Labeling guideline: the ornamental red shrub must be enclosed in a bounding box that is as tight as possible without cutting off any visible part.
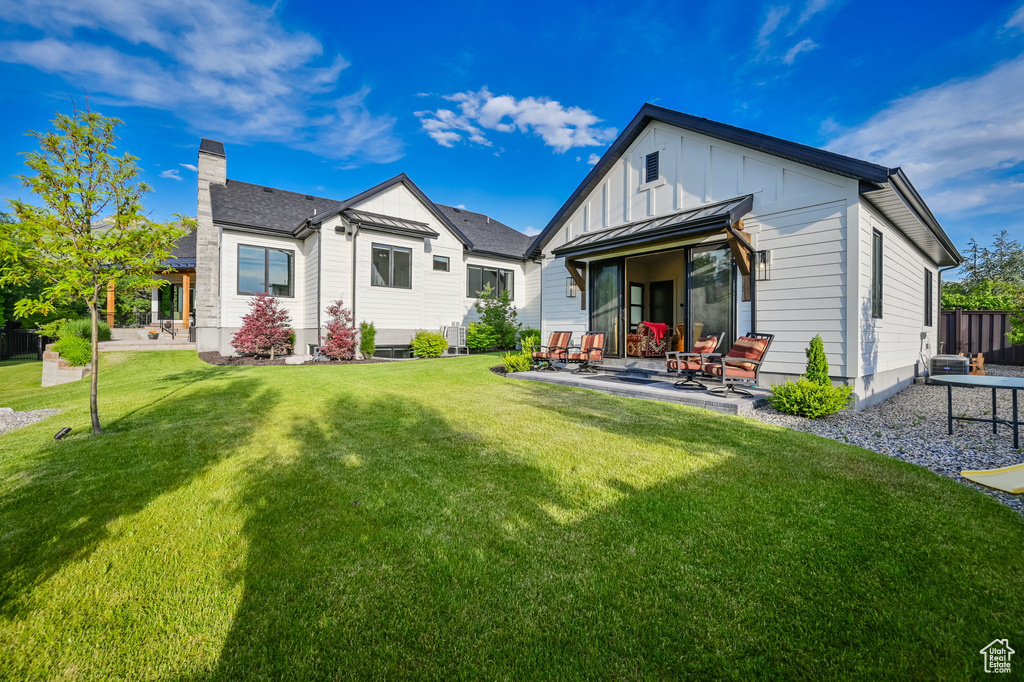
[321,299,357,360]
[231,293,293,359]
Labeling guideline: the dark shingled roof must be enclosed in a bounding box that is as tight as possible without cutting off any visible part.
[208,173,533,260]
[434,204,533,259]
[210,180,340,233]
[170,227,196,258]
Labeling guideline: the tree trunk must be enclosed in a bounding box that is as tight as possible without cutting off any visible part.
[88,293,102,435]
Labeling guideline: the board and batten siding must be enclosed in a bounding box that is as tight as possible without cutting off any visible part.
[219,229,309,329]
[539,120,856,377]
[857,200,939,379]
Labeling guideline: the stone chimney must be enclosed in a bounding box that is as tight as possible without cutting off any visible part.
[195,139,226,351]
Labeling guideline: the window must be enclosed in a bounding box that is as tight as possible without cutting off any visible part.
[645,151,659,183]
[924,269,933,327]
[871,230,883,318]
[432,255,450,272]
[237,245,294,297]
[467,265,514,299]
[371,243,412,288]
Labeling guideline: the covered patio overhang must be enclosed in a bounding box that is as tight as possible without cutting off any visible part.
[552,194,756,310]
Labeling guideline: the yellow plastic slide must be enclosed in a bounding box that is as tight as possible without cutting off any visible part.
[961,463,1024,494]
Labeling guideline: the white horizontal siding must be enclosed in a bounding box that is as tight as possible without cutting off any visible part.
[220,229,308,330]
[859,201,939,376]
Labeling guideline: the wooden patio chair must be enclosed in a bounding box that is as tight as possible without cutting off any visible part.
[665,333,722,389]
[532,331,573,371]
[566,331,606,374]
[701,332,775,397]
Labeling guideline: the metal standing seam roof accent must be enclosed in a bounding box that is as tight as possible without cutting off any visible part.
[552,195,753,257]
[342,208,440,238]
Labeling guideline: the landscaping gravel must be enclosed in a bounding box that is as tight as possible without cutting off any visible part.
[753,365,1024,514]
[0,407,60,435]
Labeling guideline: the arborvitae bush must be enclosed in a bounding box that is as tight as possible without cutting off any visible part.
[359,321,377,358]
[805,334,830,386]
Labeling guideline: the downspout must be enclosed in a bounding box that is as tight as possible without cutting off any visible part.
[725,221,758,335]
[316,225,322,340]
[351,224,358,332]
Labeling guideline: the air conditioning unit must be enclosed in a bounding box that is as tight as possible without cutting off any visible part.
[929,354,969,378]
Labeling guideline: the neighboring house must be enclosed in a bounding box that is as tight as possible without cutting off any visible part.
[192,102,960,409]
[193,139,539,356]
[528,103,962,408]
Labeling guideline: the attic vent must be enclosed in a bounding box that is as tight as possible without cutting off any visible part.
[452,207,461,213]
[305,195,314,200]
[645,152,659,183]
[262,187,274,193]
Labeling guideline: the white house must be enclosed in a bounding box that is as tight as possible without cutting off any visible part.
[527,104,962,408]
[192,102,960,409]
[193,139,539,357]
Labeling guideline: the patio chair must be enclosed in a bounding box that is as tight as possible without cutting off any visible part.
[532,331,573,371]
[625,321,676,357]
[566,331,606,374]
[701,332,775,397]
[665,333,722,389]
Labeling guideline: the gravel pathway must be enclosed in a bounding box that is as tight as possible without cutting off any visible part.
[752,366,1024,514]
[0,407,60,436]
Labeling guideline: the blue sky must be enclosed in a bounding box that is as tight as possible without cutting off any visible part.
[1,0,1023,255]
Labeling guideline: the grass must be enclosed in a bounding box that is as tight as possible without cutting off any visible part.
[0,352,1022,680]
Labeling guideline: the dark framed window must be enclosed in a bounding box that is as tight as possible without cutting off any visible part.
[645,151,659,183]
[924,269,933,327]
[467,264,514,299]
[871,230,883,318]
[432,255,450,272]
[237,244,294,297]
[371,243,412,288]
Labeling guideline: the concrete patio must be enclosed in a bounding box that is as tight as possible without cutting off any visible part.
[508,358,768,416]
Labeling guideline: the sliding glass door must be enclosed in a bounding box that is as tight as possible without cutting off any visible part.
[689,244,733,346]
[589,259,624,357]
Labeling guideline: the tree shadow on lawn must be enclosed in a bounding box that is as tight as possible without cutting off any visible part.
[206,389,1024,679]
[0,374,277,620]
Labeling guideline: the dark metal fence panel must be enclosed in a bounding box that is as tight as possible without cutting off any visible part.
[940,309,1024,365]
[0,329,48,361]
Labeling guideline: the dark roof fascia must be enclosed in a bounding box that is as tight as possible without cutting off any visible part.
[307,173,473,248]
[215,220,302,239]
[529,102,895,258]
[466,248,528,262]
[885,168,962,265]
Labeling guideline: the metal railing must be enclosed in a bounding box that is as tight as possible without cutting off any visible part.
[0,329,52,361]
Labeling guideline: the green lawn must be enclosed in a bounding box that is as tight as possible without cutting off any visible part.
[1,352,1022,679]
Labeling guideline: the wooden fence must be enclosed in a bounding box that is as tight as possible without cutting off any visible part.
[941,309,1024,364]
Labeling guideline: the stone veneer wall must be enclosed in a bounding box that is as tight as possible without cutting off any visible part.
[195,143,226,352]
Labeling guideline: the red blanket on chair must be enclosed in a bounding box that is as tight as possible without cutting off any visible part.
[643,322,669,342]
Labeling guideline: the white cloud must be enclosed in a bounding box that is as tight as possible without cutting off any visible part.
[159,168,182,180]
[455,204,466,209]
[828,55,1024,219]
[782,38,819,64]
[416,87,617,153]
[796,0,834,27]
[179,162,197,172]
[522,225,541,236]
[0,0,401,163]
[757,6,790,49]
[1005,4,1024,31]
[587,153,601,165]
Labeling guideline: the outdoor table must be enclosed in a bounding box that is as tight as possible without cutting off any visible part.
[929,375,1024,449]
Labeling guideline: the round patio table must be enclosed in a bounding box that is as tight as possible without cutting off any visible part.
[929,375,1024,449]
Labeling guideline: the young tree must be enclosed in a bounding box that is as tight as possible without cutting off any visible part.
[321,300,357,360]
[805,334,830,386]
[0,104,187,434]
[231,293,293,359]
[474,284,520,350]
